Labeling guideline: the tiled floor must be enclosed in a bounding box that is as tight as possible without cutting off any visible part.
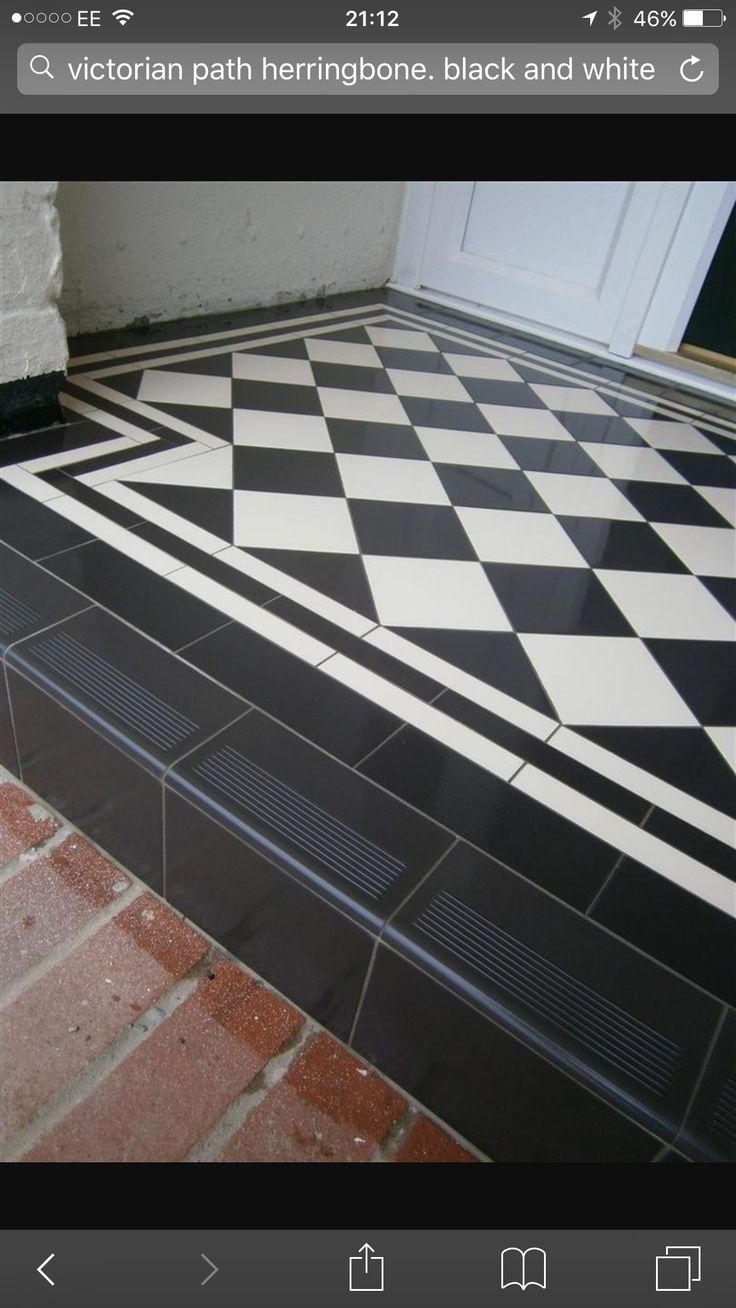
[1,290,734,1162]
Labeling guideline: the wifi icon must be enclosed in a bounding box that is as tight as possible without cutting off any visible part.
[112,8,134,23]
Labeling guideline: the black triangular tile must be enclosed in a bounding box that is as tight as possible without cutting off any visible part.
[395,629,557,718]
[241,337,310,359]
[161,352,236,377]
[122,482,233,541]
[145,402,233,442]
[644,640,736,725]
[247,548,378,622]
[104,369,146,399]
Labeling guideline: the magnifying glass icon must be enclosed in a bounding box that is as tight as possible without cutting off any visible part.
[30,54,54,77]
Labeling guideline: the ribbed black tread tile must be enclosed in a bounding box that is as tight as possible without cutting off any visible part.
[0,543,87,652]
[6,606,244,776]
[167,709,453,932]
[679,1011,736,1162]
[383,842,722,1140]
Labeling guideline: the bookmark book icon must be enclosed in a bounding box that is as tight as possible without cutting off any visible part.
[501,1247,547,1291]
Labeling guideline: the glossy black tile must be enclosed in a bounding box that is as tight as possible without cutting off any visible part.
[349,501,476,560]
[591,858,736,1007]
[646,639,736,725]
[161,352,235,377]
[310,362,393,393]
[0,416,130,468]
[359,726,619,908]
[266,597,443,701]
[434,466,548,513]
[232,447,343,496]
[458,378,546,408]
[0,484,94,560]
[134,402,234,443]
[247,547,378,620]
[120,481,233,541]
[183,621,399,765]
[498,435,605,476]
[167,709,453,934]
[0,544,89,653]
[661,449,736,489]
[37,470,145,529]
[483,563,635,636]
[702,576,736,620]
[244,337,310,360]
[384,841,720,1138]
[679,1011,736,1162]
[351,944,663,1162]
[45,541,228,652]
[397,628,557,717]
[164,789,375,1041]
[375,346,455,373]
[6,606,245,778]
[7,668,164,890]
[546,414,646,446]
[576,725,736,819]
[131,524,276,606]
[642,807,736,881]
[325,418,427,460]
[59,382,168,433]
[0,667,18,774]
[399,397,493,433]
[232,378,322,415]
[615,481,729,526]
[558,517,688,573]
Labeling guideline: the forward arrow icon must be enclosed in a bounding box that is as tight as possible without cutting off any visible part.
[201,1254,219,1286]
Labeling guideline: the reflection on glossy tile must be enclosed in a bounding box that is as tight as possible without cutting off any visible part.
[596,571,735,641]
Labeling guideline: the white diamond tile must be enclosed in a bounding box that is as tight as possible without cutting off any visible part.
[362,556,512,630]
[233,491,359,553]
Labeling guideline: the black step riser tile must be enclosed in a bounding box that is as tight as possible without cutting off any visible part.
[381,842,721,1143]
[678,1012,736,1163]
[164,789,375,1041]
[351,945,663,1163]
[0,667,18,774]
[6,668,164,891]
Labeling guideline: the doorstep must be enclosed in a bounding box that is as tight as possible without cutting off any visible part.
[1,288,734,1163]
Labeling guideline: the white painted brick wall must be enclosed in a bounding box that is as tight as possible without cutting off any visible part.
[0,181,68,385]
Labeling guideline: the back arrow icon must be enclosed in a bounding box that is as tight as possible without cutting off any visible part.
[37,1254,55,1286]
[201,1254,218,1286]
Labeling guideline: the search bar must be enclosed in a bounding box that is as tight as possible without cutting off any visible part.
[18,42,719,94]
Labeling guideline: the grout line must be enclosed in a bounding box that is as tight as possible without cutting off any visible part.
[173,619,236,654]
[161,706,253,780]
[0,953,213,1162]
[347,938,382,1049]
[2,660,23,782]
[0,818,74,886]
[351,719,409,771]
[584,803,655,918]
[670,1004,729,1154]
[371,1102,416,1163]
[2,604,97,662]
[0,879,143,1010]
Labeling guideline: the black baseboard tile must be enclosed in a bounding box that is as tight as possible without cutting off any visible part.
[351,942,664,1163]
[591,858,736,1008]
[678,1011,736,1162]
[0,371,65,438]
[164,788,376,1041]
[379,841,721,1144]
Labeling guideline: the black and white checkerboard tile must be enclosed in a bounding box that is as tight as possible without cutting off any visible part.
[5,303,736,919]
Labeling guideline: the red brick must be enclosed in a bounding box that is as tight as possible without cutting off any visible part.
[0,893,206,1146]
[392,1115,477,1163]
[0,783,58,865]
[220,1032,405,1163]
[22,965,303,1162]
[0,836,130,988]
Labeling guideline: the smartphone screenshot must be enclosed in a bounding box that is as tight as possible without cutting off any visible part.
[1,0,734,1301]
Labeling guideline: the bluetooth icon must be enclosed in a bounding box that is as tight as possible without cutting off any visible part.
[608,6,623,26]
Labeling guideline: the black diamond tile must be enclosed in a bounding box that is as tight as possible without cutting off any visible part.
[399,397,493,433]
[576,725,736,819]
[498,435,604,477]
[352,944,662,1162]
[350,500,476,560]
[184,621,400,766]
[482,563,635,636]
[247,548,378,622]
[700,429,736,455]
[434,465,548,513]
[662,449,736,488]
[122,481,233,541]
[232,447,343,496]
[375,346,454,373]
[359,726,619,908]
[0,543,88,654]
[383,841,720,1139]
[548,414,647,445]
[679,1011,736,1162]
[616,481,729,526]
[45,541,227,652]
[559,518,688,573]
[701,576,736,619]
[645,639,736,724]
[232,379,322,415]
[399,628,557,718]
[0,484,94,560]
[459,378,547,408]
[592,858,736,1007]
[325,419,428,460]
[310,362,394,393]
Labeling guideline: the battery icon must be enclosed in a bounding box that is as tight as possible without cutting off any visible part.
[682,9,726,23]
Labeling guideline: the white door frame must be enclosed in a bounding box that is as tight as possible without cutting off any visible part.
[391,181,736,399]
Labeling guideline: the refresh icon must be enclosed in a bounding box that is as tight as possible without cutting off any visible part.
[680,55,704,81]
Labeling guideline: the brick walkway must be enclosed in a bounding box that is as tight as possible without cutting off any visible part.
[0,771,481,1163]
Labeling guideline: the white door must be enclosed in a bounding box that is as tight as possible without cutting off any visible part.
[407,181,693,351]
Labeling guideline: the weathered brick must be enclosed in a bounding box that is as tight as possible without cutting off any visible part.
[392,1115,477,1163]
[0,783,58,865]
[220,1032,405,1163]
[0,893,206,1146]
[22,964,302,1162]
[0,836,130,988]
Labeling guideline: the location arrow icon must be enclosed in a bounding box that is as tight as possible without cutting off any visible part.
[201,1254,218,1286]
[582,10,598,22]
[37,1253,55,1286]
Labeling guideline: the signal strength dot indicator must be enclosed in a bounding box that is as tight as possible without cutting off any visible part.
[112,8,135,24]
